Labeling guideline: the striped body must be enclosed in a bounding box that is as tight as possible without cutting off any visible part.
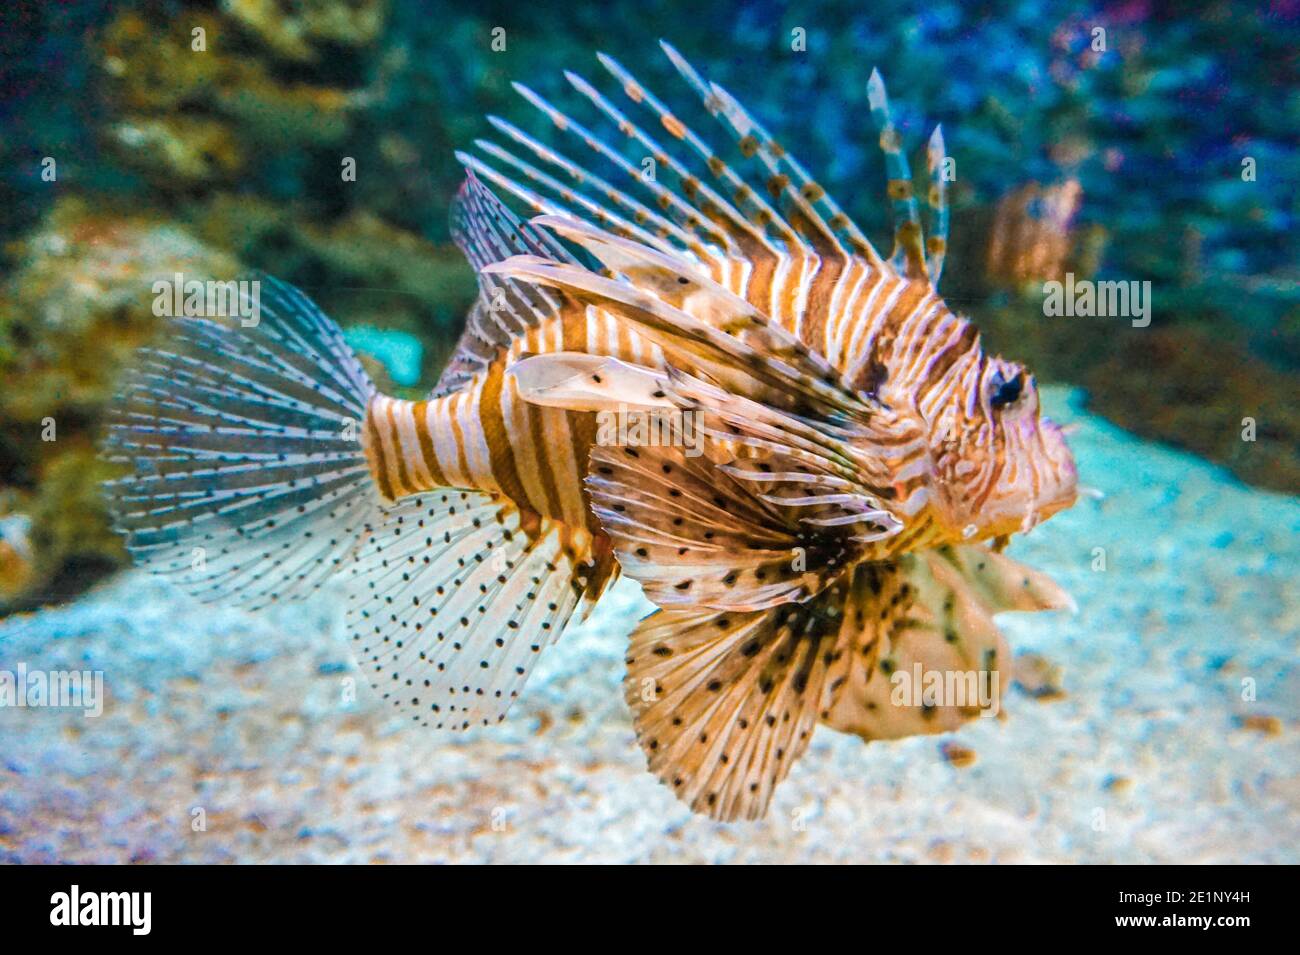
[354,39,1079,818]
[102,44,1081,820]
[364,304,662,532]
[362,257,972,557]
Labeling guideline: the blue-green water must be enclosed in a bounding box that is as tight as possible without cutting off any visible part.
[0,0,1295,864]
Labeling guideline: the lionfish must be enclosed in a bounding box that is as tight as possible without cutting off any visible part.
[103,43,1078,822]
[985,179,1083,288]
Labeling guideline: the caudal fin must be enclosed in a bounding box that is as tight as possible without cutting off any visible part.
[625,544,1072,821]
[102,274,381,610]
[103,273,616,731]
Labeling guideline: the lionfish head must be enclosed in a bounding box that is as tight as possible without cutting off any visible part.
[925,353,1078,543]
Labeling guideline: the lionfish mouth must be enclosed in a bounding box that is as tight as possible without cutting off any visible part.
[1019,487,1077,533]
[1024,415,1080,530]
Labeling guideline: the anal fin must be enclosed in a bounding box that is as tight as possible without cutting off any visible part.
[344,491,602,729]
[823,546,1071,741]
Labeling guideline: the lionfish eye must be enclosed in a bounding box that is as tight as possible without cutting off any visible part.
[989,370,1024,409]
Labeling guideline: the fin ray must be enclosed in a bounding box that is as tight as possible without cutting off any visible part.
[625,593,852,821]
[867,69,928,281]
[345,493,606,729]
[103,277,380,609]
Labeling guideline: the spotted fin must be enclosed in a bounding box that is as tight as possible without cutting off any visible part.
[102,274,382,610]
[452,169,577,273]
[589,416,903,612]
[867,69,928,281]
[924,125,950,284]
[822,546,1070,741]
[589,440,866,612]
[561,63,774,261]
[509,350,867,616]
[624,588,855,822]
[457,137,681,259]
[930,542,1076,614]
[485,93,720,260]
[345,491,614,729]
[510,351,912,610]
[690,77,852,259]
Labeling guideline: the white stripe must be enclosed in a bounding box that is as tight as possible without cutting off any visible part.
[894,297,939,379]
[827,260,869,367]
[431,393,468,488]
[458,386,495,489]
[846,275,907,382]
[769,255,794,328]
[585,303,600,356]
[393,401,435,488]
[790,254,818,338]
[371,397,410,494]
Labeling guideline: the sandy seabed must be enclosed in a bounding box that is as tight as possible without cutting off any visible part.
[1,388,1296,863]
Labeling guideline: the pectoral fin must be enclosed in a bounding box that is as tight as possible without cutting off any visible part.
[510,354,912,613]
[509,352,674,412]
[823,546,1071,741]
[589,440,862,612]
[624,581,857,821]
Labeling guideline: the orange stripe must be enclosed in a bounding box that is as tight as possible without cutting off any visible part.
[364,403,395,501]
[479,362,531,508]
[385,400,412,495]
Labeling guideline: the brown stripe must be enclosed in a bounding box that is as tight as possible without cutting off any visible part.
[660,113,687,139]
[887,280,929,334]
[515,323,566,520]
[560,303,600,532]
[800,253,846,354]
[529,407,566,523]
[448,391,472,487]
[724,226,777,314]
[411,400,448,487]
[478,362,532,509]
[877,280,929,367]
[789,202,845,261]
[615,311,635,362]
[364,404,396,502]
[917,316,979,398]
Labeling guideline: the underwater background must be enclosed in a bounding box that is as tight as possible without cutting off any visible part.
[0,0,1296,862]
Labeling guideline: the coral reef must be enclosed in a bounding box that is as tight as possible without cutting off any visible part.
[0,197,241,609]
[0,512,35,604]
[223,0,391,63]
[0,0,469,606]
